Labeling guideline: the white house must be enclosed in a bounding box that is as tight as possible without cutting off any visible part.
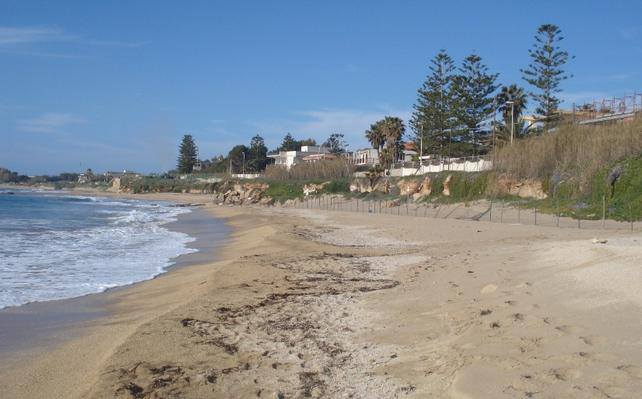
[351,148,379,166]
[267,145,329,169]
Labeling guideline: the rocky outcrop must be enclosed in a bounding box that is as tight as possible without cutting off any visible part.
[303,182,329,196]
[215,182,270,205]
[396,179,420,196]
[496,175,547,200]
[442,175,453,197]
[349,178,390,194]
[412,177,432,201]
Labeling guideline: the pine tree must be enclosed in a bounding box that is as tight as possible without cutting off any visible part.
[278,133,298,151]
[411,50,457,158]
[521,24,573,130]
[177,134,198,174]
[248,135,268,172]
[323,133,347,154]
[228,144,249,174]
[453,54,499,154]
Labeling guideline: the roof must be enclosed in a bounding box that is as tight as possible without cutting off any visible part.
[403,142,417,151]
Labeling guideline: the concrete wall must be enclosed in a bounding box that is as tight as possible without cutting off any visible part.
[388,158,492,177]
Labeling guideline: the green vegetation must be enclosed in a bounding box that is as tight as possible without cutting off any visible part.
[177,134,198,174]
[365,117,405,168]
[532,158,642,221]
[264,159,354,181]
[521,24,572,130]
[493,116,642,184]
[263,181,304,202]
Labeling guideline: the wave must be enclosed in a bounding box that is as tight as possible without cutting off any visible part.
[0,197,199,309]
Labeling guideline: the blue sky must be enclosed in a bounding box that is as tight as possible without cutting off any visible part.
[2,0,642,175]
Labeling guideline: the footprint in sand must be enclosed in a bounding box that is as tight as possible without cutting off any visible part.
[480,284,497,294]
[580,335,607,346]
[555,325,583,335]
[617,365,642,379]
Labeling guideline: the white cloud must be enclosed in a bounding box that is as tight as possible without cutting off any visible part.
[17,112,86,133]
[0,27,71,45]
[0,26,147,57]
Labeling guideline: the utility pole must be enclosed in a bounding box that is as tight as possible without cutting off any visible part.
[242,152,246,175]
[419,121,424,167]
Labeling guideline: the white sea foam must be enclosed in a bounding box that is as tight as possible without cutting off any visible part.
[0,196,199,309]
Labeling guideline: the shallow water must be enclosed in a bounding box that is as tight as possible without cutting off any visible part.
[0,189,197,309]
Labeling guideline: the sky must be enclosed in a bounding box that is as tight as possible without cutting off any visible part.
[2,0,642,175]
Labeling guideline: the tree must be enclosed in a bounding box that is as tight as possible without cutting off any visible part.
[177,134,198,174]
[298,138,317,147]
[521,24,573,130]
[452,53,499,154]
[323,133,347,154]
[278,133,298,151]
[228,144,249,174]
[365,117,405,168]
[366,125,386,153]
[494,84,528,144]
[411,50,457,158]
[247,135,268,172]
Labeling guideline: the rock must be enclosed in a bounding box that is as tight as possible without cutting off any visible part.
[107,177,121,192]
[372,179,390,194]
[303,182,329,196]
[386,199,401,207]
[396,179,421,196]
[258,197,274,206]
[349,179,371,193]
[496,174,548,200]
[591,238,608,244]
[283,199,299,207]
[413,176,432,201]
[442,174,453,196]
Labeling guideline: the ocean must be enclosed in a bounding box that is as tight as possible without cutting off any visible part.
[0,189,198,309]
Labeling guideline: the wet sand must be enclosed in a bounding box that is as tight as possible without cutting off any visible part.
[1,195,641,398]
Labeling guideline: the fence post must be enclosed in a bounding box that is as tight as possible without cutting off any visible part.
[534,208,538,225]
[489,200,493,222]
[500,201,504,223]
[602,195,606,229]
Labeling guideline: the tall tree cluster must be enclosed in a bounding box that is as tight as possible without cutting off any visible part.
[411,50,498,158]
[277,133,317,151]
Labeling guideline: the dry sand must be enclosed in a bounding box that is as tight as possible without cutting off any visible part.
[0,193,641,398]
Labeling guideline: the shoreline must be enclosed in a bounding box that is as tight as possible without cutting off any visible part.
[0,198,228,356]
[1,194,640,398]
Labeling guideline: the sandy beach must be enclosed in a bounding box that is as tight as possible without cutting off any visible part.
[1,193,641,398]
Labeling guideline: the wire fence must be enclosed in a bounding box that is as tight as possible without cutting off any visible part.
[286,195,641,232]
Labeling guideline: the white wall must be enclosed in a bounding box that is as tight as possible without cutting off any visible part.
[388,159,492,177]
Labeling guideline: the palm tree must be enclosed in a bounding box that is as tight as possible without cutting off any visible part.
[495,84,528,143]
[365,116,405,168]
[365,124,385,152]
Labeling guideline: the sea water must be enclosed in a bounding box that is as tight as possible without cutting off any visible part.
[0,189,197,309]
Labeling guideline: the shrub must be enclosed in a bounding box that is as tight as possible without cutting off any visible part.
[493,116,642,189]
[265,159,354,181]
